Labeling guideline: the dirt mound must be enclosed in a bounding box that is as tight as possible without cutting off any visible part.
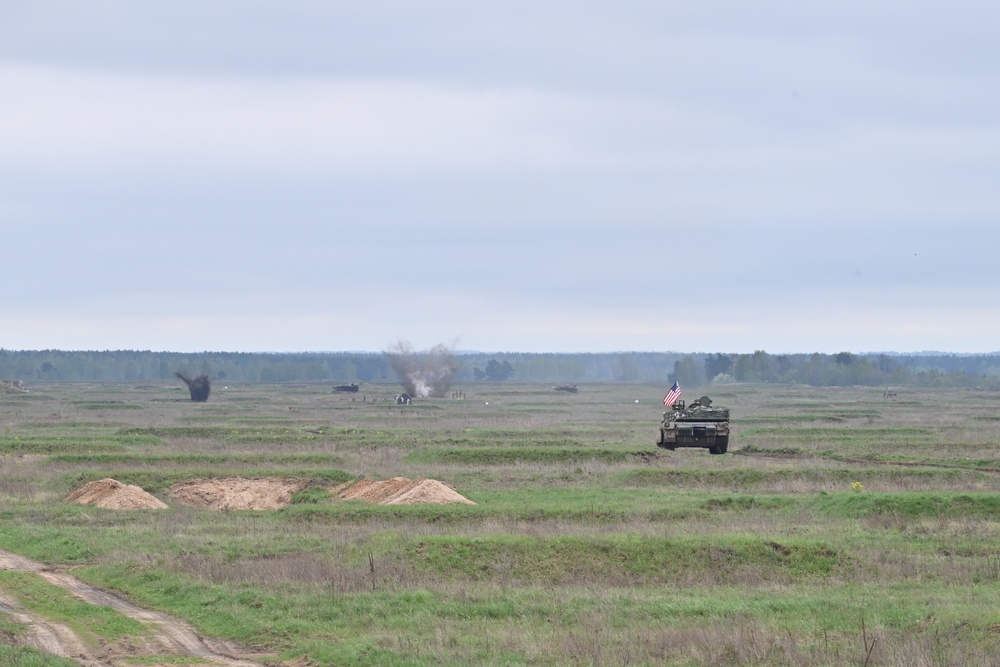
[169,476,309,510]
[333,477,475,505]
[66,478,168,510]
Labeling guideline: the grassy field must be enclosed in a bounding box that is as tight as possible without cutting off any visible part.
[3,380,1000,665]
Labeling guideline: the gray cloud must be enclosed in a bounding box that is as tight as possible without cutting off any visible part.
[2,1,999,353]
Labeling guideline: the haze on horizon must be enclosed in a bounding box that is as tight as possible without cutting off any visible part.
[3,2,999,356]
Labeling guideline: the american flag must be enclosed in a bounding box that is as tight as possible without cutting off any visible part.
[663,381,681,407]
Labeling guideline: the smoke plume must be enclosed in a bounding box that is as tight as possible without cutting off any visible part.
[175,372,211,402]
[384,341,458,398]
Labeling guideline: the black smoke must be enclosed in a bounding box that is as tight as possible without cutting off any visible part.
[175,372,211,402]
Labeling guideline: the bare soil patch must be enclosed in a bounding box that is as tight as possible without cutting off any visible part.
[169,476,309,510]
[332,477,475,505]
[66,478,168,510]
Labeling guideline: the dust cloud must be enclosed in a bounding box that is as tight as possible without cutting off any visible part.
[384,341,458,398]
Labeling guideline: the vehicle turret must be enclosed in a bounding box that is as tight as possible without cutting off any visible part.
[656,395,731,454]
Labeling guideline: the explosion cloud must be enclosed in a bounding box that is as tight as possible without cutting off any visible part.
[384,341,458,398]
[175,372,211,402]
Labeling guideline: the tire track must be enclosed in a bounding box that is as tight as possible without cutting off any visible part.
[0,590,106,666]
[0,548,266,666]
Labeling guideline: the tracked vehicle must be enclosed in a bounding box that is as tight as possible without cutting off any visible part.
[656,395,730,454]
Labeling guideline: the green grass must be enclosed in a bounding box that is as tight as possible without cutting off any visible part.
[0,433,162,454]
[73,561,1000,666]
[292,486,336,504]
[71,401,144,410]
[118,425,337,443]
[406,534,848,583]
[0,617,51,667]
[404,446,640,465]
[48,453,345,466]
[812,491,1000,519]
[741,426,933,443]
[0,519,139,563]
[0,645,80,667]
[0,571,148,642]
[5,383,1000,665]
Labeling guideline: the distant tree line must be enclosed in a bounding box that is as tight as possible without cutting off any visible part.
[473,359,516,381]
[0,350,680,385]
[668,350,1000,390]
[2,348,1000,389]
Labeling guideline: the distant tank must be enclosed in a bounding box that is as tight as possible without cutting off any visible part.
[656,395,730,454]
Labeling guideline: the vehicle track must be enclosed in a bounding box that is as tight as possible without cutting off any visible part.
[0,548,266,667]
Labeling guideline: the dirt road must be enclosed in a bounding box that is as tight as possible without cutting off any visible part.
[0,548,267,667]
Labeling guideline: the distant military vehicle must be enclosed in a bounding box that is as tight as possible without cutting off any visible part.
[656,395,730,454]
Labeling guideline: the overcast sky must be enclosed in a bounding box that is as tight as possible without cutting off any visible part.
[3,1,999,354]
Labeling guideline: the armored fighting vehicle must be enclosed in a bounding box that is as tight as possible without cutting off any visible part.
[656,395,730,454]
